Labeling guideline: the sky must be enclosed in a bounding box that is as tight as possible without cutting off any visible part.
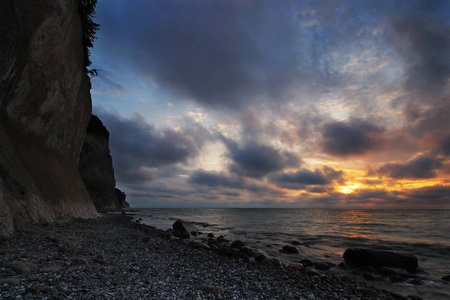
[90,0,450,208]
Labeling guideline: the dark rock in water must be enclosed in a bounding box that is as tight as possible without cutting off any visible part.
[172,220,198,239]
[377,266,401,276]
[409,278,424,285]
[239,246,259,257]
[300,259,314,267]
[255,254,268,262]
[207,233,214,238]
[281,245,300,254]
[217,235,230,243]
[343,248,418,273]
[315,262,334,270]
[442,275,450,282]
[231,240,246,249]
[389,275,405,283]
[292,241,301,245]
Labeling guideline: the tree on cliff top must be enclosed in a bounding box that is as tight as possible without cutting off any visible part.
[77,0,99,77]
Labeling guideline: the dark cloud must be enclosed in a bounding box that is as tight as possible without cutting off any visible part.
[97,111,211,184]
[228,143,300,178]
[188,170,245,189]
[372,155,443,179]
[94,0,310,109]
[439,134,450,156]
[391,17,450,98]
[188,169,285,197]
[269,166,344,190]
[402,185,450,206]
[321,119,384,157]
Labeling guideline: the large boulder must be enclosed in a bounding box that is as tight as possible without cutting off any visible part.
[0,0,97,236]
[281,245,300,254]
[343,248,418,273]
[172,219,198,239]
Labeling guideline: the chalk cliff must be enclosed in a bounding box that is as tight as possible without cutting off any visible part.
[0,0,98,236]
[79,115,127,212]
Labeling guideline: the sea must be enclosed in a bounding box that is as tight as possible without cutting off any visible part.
[129,208,450,299]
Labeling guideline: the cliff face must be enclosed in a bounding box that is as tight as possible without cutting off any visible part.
[79,115,125,212]
[0,0,98,236]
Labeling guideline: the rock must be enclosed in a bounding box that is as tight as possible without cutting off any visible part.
[0,278,21,285]
[287,263,304,270]
[172,220,198,239]
[442,275,450,282]
[189,241,210,250]
[338,262,347,269]
[239,246,259,257]
[1,262,38,275]
[315,262,333,270]
[207,233,214,238]
[0,0,98,237]
[260,258,284,268]
[300,259,314,267]
[217,235,230,243]
[409,278,424,285]
[230,240,246,249]
[343,248,418,272]
[255,254,268,262]
[307,293,315,300]
[292,241,301,245]
[79,115,124,212]
[195,285,225,295]
[40,264,64,272]
[389,275,405,282]
[72,257,89,266]
[356,287,378,297]
[377,266,402,276]
[363,272,375,281]
[281,245,300,254]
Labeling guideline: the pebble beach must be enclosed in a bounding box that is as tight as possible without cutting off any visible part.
[0,214,439,299]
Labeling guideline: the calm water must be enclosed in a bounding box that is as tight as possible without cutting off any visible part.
[132,208,450,279]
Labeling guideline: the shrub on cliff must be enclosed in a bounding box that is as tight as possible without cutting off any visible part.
[77,0,99,77]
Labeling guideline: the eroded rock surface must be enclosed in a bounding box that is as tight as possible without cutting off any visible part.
[0,0,97,236]
[79,115,126,212]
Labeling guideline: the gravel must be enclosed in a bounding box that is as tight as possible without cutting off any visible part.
[0,215,404,299]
